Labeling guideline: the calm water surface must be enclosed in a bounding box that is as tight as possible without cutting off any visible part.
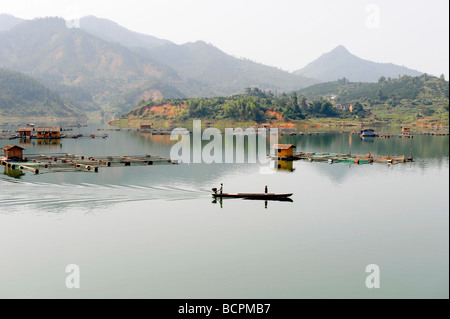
[0,123,448,298]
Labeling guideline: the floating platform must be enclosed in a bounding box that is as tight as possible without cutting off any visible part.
[272,152,412,165]
[0,135,17,140]
[1,153,178,175]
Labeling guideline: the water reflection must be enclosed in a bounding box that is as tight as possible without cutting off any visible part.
[17,139,62,150]
[36,139,62,149]
[361,136,375,143]
[3,166,24,179]
[212,197,294,209]
[273,160,295,172]
[117,128,449,162]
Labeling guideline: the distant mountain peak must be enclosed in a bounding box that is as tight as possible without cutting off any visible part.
[293,46,422,82]
[0,13,20,20]
[80,15,124,30]
[331,45,350,54]
[79,15,171,49]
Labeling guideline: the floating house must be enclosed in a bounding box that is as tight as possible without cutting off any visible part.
[35,126,61,139]
[402,126,411,133]
[401,126,412,138]
[360,129,376,137]
[140,123,153,130]
[2,145,25,161]
[17,127,35,138]
[272,144,296,158]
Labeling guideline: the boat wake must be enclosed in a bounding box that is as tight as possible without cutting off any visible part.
[0,179,207,213]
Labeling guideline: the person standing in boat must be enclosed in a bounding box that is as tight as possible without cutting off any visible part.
[220,183,223,194]
[265,185,268,194]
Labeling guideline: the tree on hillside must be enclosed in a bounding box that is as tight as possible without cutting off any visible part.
[320,101,335,117]
[282,92,305,120]
[376,88,386,101]
[352,102,367,117]
[298,94,307,109]
[244,87,267,98]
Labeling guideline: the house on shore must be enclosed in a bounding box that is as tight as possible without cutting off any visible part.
[333,104,349,111]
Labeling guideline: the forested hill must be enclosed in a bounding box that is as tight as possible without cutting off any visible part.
[118,88,358,125]
[0,68,84,118]
[297,74,449,124]
[298,74,449,106]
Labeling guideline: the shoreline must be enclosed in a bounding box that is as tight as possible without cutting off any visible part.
[1,115,448,134]
[108,117,449,133]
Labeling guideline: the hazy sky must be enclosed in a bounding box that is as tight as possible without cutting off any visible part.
[1,0,448,78]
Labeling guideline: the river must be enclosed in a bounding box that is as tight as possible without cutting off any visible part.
[0,122,448,298]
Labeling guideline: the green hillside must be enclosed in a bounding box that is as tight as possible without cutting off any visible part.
[298,74,449,124]
[0,68,84,118]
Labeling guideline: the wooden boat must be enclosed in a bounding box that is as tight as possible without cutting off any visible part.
[212,193,293,200]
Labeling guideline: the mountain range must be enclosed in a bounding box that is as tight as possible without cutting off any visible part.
[78,16,317,95]
[293,45,422,82]
[0,15,315,116]
[0,17,188,112]
[0,14,428,118]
